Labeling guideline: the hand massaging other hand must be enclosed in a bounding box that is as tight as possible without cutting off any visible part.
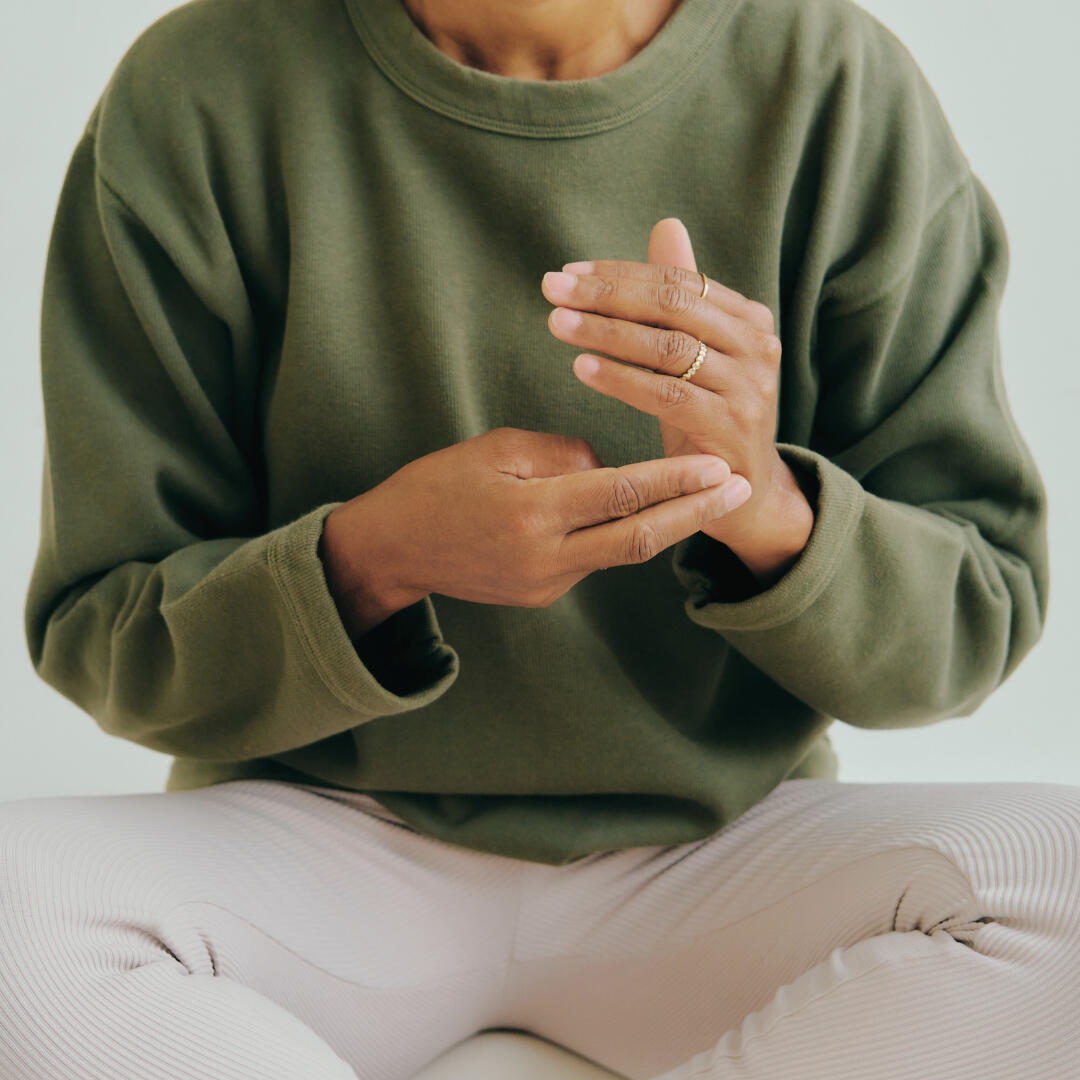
[326,426,751,615]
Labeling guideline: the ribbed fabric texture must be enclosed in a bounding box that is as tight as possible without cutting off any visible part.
[1,778,1078,1078]
[23,0,1049,865]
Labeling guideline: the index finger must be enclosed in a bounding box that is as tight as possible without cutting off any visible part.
[557,460,749,573]
[561,259,775,333]
[548,453,731,533]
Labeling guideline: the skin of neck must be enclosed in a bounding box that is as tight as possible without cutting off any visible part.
[398,0,685,80]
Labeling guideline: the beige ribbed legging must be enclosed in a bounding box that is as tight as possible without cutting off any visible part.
[1,776,1078,1080]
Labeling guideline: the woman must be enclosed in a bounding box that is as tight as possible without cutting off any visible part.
[5,0,1076,1075]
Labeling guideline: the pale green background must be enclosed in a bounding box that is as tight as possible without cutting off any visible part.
[2,0,1076,800]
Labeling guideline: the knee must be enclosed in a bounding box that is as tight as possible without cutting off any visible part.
[1011,783,1080,914]
[0,797,87,950]
[971,782,1080,893]
[0,794,191,1034]
[0,797,64,911]
[0,794,164,958]
[0,799,81,1029]
[912,782,1080,935]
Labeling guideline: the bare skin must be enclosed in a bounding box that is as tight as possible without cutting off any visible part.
[318,0,812,638]
[546,221,816,586]
[319,428,750,638]
[398,0,685,81]
[396,0,814,586]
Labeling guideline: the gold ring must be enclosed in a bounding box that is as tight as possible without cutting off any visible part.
[698,270,709,300]
[679,339,708,382]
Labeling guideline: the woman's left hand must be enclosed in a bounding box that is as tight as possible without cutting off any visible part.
[541,217,815,586]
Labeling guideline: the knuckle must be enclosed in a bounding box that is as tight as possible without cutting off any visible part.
[657,373,691,410]
[594,276,617,303]
[484,425,527,461]
[605,470,645,519]
[758,330,783,364]
[660,264,691,288]
[751,301,776,332]
[657,282,694,316]
[624,521,663,565]
[656,328,695,371]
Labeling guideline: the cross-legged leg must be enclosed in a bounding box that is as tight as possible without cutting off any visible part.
[0,779,526,1080]
[494,779,1080,1080]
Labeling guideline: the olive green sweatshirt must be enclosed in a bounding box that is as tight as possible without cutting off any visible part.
[25,0,1048,865]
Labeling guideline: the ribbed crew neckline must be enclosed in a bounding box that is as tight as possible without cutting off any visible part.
[341,0,739,138]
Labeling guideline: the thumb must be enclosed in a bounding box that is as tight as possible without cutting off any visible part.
[648,217,697,275]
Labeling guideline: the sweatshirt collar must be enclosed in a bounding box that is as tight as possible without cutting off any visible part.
[342,0,739,138]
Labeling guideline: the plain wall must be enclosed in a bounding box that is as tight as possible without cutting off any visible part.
[2,0,1076,800]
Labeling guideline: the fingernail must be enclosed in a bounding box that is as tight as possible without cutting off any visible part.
[543,271,577,299]
[723,476,752,510]
[551,307,582,331]
[562,261,593,274]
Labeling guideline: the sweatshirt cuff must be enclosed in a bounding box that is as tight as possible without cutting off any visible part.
[671,443,865,632]
[267,502,459,715]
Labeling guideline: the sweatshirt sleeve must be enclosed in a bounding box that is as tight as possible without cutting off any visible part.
[670,168,1049,729]
[24,113,459,762]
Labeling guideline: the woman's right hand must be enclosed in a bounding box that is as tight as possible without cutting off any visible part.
[321,426,751,625]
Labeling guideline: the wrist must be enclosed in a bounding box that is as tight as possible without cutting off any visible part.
[702,456,814,587]
[318,499,425,639]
